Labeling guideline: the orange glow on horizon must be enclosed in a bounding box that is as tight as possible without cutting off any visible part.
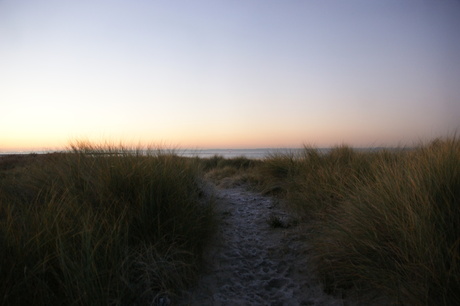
[2,127,445,152]
[1,1,459,153]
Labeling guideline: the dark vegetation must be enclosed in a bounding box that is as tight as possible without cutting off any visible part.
[204,137,460,305]
[1,137,458,305]
[0,143,214,305]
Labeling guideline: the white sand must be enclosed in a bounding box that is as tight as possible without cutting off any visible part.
[177,186,344,305]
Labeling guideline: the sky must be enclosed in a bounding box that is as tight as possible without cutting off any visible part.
[1,0,460,151]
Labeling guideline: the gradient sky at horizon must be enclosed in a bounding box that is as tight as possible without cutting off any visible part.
[1,0,460,151]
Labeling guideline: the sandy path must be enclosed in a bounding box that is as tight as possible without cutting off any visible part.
[177,186,343,306]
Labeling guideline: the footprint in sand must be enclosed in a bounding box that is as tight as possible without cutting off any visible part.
[177,186,344,306]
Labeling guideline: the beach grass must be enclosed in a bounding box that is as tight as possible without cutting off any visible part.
[0,142,215,305]
[257,137,460,305]
[200,155,263,188]
[2,137,459,304]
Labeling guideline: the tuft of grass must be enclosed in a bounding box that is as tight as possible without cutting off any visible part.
[0,142,215,305]
[267,214,285,228]
[200,154,261,171]
[202,155,263,188]
[259,137,460,305]
[267,214,293,229]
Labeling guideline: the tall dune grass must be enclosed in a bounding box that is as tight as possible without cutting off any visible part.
[0,143,215,305]
[200,155,263,188]
[260,138,460,305]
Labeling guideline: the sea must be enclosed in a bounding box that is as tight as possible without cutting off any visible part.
[0,147,395,159]
[173,147,388,159]
[0,148,305,159]
[179,148,309,159]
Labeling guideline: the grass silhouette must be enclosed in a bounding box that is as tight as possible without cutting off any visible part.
[0,142,215,305]
[257,137,460,305]
[1,137,458,304]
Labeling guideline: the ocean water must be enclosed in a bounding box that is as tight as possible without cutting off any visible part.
[1,147,392,159]
[178,148,306,159]
[0,148,305,159]
[178,147,394,159]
